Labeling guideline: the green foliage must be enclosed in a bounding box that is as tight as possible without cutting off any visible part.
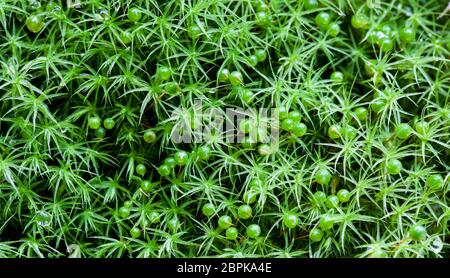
[0,0,449,258]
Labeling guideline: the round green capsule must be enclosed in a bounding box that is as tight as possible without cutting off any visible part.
[229,71,243,86]
[315,168,332,185]
[143,130,157,143]
[395,123,412,139]
[103,118,115,130]
[127,7,142,22]
[218,215,233,229]
[328,125,341,139]
[319,214,334,231]
[386,159,402,175]
[202,203,215,217]
[283,214,299,229]
[426,174,444,191]
[238,205,253,220]
[409,224,426,241]
[226,227,238,240]
[337,189,350,203]
[88,116,102,130]
[246,224,261,238]
[309,228,323,242]
[26,15,44,33]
